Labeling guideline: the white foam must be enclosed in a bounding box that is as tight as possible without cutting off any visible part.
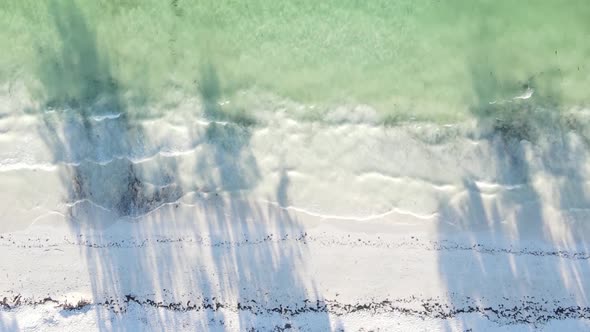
[90,113,122,121]
[513,87,535,100]
[0,162,58,172]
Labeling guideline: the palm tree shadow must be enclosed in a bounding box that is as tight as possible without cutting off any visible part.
[436,53,590,329]
[36,0,183,222]
[0,312,19,332]
[194,63,332,330]
[34,2,332,329]
[35,0,181,329]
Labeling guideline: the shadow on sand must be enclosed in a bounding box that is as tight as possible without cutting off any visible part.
[0,311,19,331]
[35,1,331,330]
[435,50,590,329]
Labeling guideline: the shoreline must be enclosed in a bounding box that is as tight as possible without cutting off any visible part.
[3,86,590,330]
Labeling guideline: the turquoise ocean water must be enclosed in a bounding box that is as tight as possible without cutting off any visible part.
[1,0,589,124]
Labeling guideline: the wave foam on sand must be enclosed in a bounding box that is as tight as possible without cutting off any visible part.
[2,84,590,330]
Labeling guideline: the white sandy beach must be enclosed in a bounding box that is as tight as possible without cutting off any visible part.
[2,84,590,331]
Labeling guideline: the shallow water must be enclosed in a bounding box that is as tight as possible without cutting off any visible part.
[1,0,589,122]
